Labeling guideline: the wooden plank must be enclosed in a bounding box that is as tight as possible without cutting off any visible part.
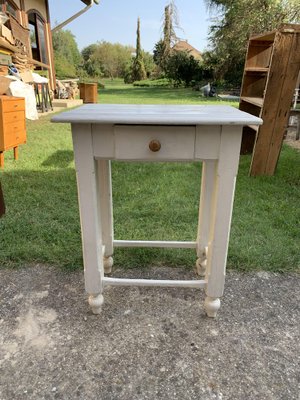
[265,33,300,174]
[245,67,269,73]
[240,96,264,107]
[250,30,300,175]
[250,31,276,41]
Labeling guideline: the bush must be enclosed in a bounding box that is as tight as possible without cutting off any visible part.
[132,78,170,87]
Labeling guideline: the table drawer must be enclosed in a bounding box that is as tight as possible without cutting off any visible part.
[114,125,196,161]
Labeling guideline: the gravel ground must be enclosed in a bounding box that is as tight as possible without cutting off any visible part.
[0,265,299,400]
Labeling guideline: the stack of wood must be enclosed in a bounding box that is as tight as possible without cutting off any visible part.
[56,79,80,100]
[9,15,32,72]
[0,13,32,76]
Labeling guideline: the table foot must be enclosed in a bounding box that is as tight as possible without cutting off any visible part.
[104,256,113,274]
[204,296,220,318]
[88,294,104,314]
[196,258,206,277]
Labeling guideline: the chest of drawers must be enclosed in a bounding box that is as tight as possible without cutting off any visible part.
[0,95,26,168]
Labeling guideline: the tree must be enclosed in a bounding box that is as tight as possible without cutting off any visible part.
[131,18,147,81]
[81,41,134,79]
[81,44,103,77]
[165,51,202,86]
[52,29,81,78]
[205,0,300,83]
[153,1,181,72]
[142,50,155,78]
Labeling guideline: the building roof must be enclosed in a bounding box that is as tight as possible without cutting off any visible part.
[172,40,202,61]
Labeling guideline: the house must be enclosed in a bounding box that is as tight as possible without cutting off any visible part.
[172,40,203,62]
[0,0,99,90]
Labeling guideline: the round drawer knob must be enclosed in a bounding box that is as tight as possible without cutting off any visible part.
[149,139,161,152]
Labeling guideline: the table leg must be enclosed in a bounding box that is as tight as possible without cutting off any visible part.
[196,160,216,276]
[97,159,114,273]
[204,126,242,317]
[72,124,104,314]
[0,152,3,168]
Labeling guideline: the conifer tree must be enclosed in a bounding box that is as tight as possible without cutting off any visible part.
[131,17,147,81]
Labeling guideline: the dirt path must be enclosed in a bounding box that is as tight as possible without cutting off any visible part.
[0,265,299,400]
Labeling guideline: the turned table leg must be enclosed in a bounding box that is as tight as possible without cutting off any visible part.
[72,124,104,314]
[204,126,243,317]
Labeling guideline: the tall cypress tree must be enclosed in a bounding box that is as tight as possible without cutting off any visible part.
[154,1,180,72]
[131,17,147,81]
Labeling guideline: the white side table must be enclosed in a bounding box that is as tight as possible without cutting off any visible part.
[52,104,262,317]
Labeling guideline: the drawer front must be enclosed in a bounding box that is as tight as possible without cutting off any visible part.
[4,121,26,148]
[3,110,25,124]
[2,98,25,113]
[114,125,196,161]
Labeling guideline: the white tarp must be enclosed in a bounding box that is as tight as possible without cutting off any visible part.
[6,77,38,120]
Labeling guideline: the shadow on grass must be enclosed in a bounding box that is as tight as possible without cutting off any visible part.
[42,150,74,168]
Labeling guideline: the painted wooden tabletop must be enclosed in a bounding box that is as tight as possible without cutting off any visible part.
[52,104,263,126]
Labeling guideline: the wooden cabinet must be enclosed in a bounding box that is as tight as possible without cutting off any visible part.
[0,95,26,168]
[79,83,98,103]
[239,24,300,176]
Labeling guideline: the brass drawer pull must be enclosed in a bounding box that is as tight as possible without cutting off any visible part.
[149,139,161,152]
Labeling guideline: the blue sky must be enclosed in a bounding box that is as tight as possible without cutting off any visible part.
[49,0,212,53]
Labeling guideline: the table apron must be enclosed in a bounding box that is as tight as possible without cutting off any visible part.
[91,124,222,161]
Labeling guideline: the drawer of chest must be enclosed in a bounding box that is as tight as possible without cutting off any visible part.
[114,125,196,161]
[2,110,25,124]
[1,98,25,113]
[3,121,26,148]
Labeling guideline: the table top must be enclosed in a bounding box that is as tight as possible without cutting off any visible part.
[52,104,263,126]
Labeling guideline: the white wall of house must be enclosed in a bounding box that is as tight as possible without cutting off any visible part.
[23,0,47,20]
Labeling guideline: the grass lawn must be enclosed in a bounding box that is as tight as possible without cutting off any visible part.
[97,78,239,106]
[0,80,299,272]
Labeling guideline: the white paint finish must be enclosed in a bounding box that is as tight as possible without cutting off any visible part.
[71,124,104,295]
[97,160,113,256]
[196,160,216,258]
[205,126,243,298]
[113,240,197,249]
[88,294,104,315]
[92,124,114,159]
[195,126,221,159]
[103,277,206,289]
[54,105,258,317]
[204,296,221,318]
[52,104,263,126]
[114,125,195,161]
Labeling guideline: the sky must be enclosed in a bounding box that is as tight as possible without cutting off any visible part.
[48,0,213,53]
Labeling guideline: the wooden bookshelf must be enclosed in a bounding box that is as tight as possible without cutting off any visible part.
[239,24,300,176]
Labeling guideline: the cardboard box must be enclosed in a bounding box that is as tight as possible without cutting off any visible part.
[20,70,34,83]
[0,76,12,95]
[0,25,14,45]
[0,53,12,65]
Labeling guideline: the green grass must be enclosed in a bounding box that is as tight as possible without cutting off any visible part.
[0,80,299,272]
[98,78,239,106]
